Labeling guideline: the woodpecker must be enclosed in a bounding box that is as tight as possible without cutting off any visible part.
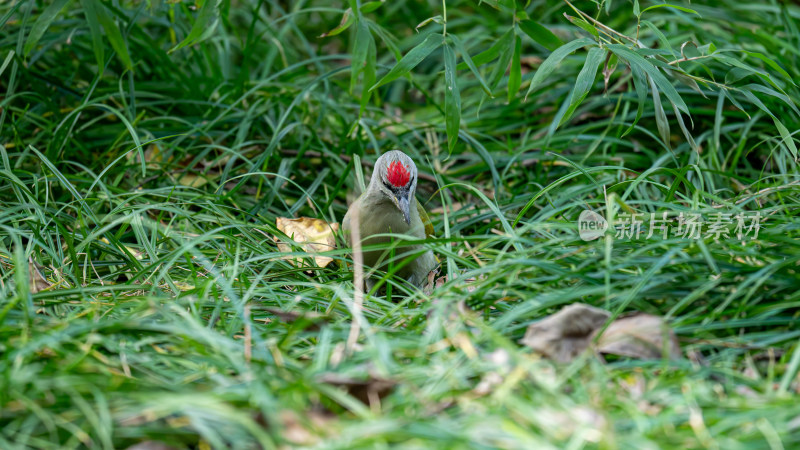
[342,150,437,290]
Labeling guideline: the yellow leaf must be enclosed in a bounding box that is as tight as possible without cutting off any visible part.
[275,217,339,268]
[175,173,209,188]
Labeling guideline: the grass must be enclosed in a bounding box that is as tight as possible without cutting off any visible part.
[1,0,800,448]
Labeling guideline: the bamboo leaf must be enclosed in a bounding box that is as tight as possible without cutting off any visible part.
[608,44,689,115]
[370,33,443,91]
[169,0,221,53]
[649,75,671,149]
[640,19,675,57]
[641,4,700,16]
[560,46,605,126]
[450,34,492,96]
[744,84,800,117]
[673,72,706,98]
[24,0,72,57]
[368,21,401,60]
[94,0,132,70]
[486,34,514,90]
[518,20,563,51]
[351,20,370,95]
[508,35,522,102]
[444,43,461,152]
[622,62,647,137]
[673,102,699,153]
[415,15,443,31]
[360,1,383,13]
[320,8,354,38]
[524,38,595,101]
[740,88,777,120]
[359,28,377,117]
[478,33,514,112]
[565,15,599,37]
[773,118,798,159]
[547,89,573,140]
[743,51,794,85]
[455,28,513,70]
[79,0,104,72]
[0,51,14,79]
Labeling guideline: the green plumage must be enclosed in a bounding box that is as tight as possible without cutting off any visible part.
[342,151,438,289]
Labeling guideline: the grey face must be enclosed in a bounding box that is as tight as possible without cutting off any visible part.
[372,150,418,225]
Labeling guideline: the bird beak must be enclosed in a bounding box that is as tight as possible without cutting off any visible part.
[396,194,411,225]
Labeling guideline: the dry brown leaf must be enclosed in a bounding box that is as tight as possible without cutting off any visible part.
[29,259,51,294]
[429,202,465,215]
[175,172,211,188]
[421,267,445,296]
[252,409,336,446]
[281,412,315,445]
[275,217,339,268]
[472,372,504,396]
[592,313,682,360]
[470,349,514,397]
[264,308,328,331]
[127,144,167,170]
[423,268,438,295]
[317,372,396,406]
[520,303,610,363]
[520,304,682,363]
[423,272,478,297]
[132,144,238,189]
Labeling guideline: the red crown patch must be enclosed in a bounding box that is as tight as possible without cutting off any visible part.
[386,160,411,187]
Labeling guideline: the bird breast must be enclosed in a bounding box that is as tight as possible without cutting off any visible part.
[344,195,426,270]
[358,196,423,239]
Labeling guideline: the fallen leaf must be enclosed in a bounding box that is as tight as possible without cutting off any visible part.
[175,172,211,188]
[318,371,396,406]
[130,145,234,188]
[472,371,503,396]
[264,307,328,331]
[128,144,167,170]
[253,408,336,446]
[520,304,682,363]
[592,313,682,360]
[29,258,51,293]
[275,217,339,268]
[422,267,441,296]
[470,348,513,397]
[520,303,610,363]
[283,419,312,445]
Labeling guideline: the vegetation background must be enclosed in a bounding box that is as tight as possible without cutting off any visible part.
[1,0,799,447]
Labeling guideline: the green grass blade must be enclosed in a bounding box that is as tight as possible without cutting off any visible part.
[370,33,443,91]
[443,43,461,152]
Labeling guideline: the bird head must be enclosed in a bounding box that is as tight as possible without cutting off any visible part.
[369,150,418,225]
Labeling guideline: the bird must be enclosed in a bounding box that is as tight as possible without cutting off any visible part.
[342,150,437,290]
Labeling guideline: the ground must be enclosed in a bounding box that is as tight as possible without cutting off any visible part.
[1,0,799,448]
